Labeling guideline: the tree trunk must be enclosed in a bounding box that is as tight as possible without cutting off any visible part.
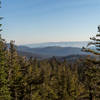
[89,93,95,100]
[15,89,18,100]
[92,95,95,100]
[30,85,32,100]
[89,92,92,100]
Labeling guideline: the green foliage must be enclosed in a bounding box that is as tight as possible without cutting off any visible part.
[0,2,11,99]
[82,26,100,55]
[82,60,100,100]
[0,35,100,100]
[0,10,100,99]
[1,0,100,99]
[0,36,11,100]
[82,26,100,100]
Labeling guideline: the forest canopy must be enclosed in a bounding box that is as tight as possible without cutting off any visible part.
[0,0,100,100]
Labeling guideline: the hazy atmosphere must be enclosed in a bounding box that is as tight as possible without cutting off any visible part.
[1,0,100,44]
[1,0,100,100]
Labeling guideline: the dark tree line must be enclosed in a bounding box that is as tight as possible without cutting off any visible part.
[0,36,100,100]
[0,0,100,100]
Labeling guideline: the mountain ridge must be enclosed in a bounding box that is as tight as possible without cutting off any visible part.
[17,46,89,57]
[20,41,88,48]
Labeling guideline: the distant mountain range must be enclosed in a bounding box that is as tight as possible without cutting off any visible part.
[7,41,90,59]
[17,46,89,58]
[21,41,89,48]
[6,41,91,59]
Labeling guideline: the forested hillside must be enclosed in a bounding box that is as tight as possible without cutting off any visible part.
[0,36,100,100]
[1,1,100,100]
[17,46,88,57]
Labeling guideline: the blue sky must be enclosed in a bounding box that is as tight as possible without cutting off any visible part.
[1,0,100,44]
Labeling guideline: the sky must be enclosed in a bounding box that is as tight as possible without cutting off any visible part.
[1,0,100,45]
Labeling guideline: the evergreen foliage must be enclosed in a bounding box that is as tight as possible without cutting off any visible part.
[0,35,99,100]
[81,26,100,100]
[0,1,11,99]
[82,26,100,55]
[0,1,100,100]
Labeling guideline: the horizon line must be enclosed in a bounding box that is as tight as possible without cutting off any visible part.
[16,40,89,46]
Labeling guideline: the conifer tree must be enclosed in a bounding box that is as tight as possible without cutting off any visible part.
[8,41,23,100]
[82,26,100,100]
[82,25,100,56]
[0,1,11,99]
[0,36,11,100]
[80,60,100,100]
[24,57,44,100]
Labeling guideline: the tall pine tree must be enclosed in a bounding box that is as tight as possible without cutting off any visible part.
[82,26,100,100]
[0,1,11,99]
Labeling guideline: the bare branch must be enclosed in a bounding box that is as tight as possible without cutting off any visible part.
[96,34,100,37]
[96,45,100,47]
[87,42,100,47]
[82,47,100,55]
[90,37,100,41]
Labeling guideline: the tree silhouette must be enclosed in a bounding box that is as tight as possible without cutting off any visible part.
[82,26,100,55]
[81,26,100,100]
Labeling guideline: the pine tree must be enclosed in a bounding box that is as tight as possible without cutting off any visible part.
[82,25,100,56]
[66,64,82,100]
[24,57,44,100]
[81,60,100,100]
[0,1,11,99]
[82,26,100,100]
[42,59,60,100]
[8,41,23,100]
[0,36,11,100]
